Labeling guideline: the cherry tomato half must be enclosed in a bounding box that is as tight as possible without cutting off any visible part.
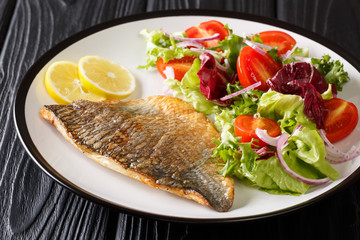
[234,115,281,148]
[252,31,296,55]
[156,56,196,81]
[323,98,359,143]
[185,20,229,48]
[237,46,282,91]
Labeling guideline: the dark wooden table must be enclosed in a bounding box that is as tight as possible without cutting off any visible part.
[2,0,360,239]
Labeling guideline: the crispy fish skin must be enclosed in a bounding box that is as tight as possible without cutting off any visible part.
[40,95,234,212]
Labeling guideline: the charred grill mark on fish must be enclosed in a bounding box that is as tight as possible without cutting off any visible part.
[40,96,234,212]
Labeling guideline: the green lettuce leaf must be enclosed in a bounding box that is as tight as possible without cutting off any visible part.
[282,127,339,180]
[217,25,246,73]
[231,91,339,194]
[138,29,198,69]
[311,54,349,91]
[212,109,241,176]
[257,91,339,181]
[212,87,264,177]
[282,47,309,64]
[164,58,218,115]
[321,84,335,100]
[257,91,316,133]
[237,155,310,194]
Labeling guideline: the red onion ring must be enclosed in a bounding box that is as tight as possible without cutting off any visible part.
[249,41,272,50]
[243,39,267,55]
[220,82,261,101]
[280,44,298,60]
[276,130,330,185]
[176,41,204,49]
[215,58,230,73]
[190,47,219,55]
[255,128,279,146]
[319,129,360,164]
[163,66,175,79]
[162,29,220,42]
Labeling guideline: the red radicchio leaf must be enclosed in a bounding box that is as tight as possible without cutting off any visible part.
[300,82,326,129]
[197,53,232,106]
[254,146,275,159]
[267,62,328,94]
[266,62,328,129]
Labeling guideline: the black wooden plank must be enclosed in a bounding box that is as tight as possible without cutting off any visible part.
[0,0,147,239]
[277,0,360,58]
[145,0,276,17]
[1,0,360,239]
[0,0,17,51]
[276,1,360,239]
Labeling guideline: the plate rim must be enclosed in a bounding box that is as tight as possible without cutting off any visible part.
[13,9,360,223]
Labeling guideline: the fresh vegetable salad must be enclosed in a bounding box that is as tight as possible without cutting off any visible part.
[139,20,360,195]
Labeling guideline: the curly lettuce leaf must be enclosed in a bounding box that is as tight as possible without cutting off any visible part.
[311,54,349,91]
[212,112,241,176]
[217,25,246,73]
[225,82,263,116]
[212,87,264,177]
[138,29,198,69]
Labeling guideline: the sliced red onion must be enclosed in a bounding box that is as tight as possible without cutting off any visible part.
[219,81,261,101]
[190,47,219,55]
[243,39,267,55]
[283,124,303,146]
[215,62,228,73]
[163,66,175,79]
[325,154,352,164]
[281,44,298,60]
[253,112,261,119]
[162,29,220,42]
[280,45,312,63]
[255,128,279,146]
[250,41,272,50]
[276,132,330,185]
[162,66,175,95]
[176,41,204,49]
[319,129,360,164]
[241,32,253,39]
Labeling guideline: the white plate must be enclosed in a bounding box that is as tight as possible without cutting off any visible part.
[13,10,360,222]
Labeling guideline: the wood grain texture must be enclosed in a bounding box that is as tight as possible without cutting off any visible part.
[1,0,360,239]
[277,0,360,57]
[0,0,17,50]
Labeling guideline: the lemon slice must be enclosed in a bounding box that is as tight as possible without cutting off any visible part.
[45,61,105,104]
[78,56,136,99]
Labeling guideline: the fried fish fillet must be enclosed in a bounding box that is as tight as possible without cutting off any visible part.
[40,95,234,212]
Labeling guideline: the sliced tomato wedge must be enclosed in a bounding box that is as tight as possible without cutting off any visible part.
[234,115,281,148]
[237,46,282,91]
[252,31,296,55]
[323,98,359,143]
[185,20,229,48]
[156,56,196,81]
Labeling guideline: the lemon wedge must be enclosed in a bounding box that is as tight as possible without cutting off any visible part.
[78,56,136,99]
[45,61,105,104]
